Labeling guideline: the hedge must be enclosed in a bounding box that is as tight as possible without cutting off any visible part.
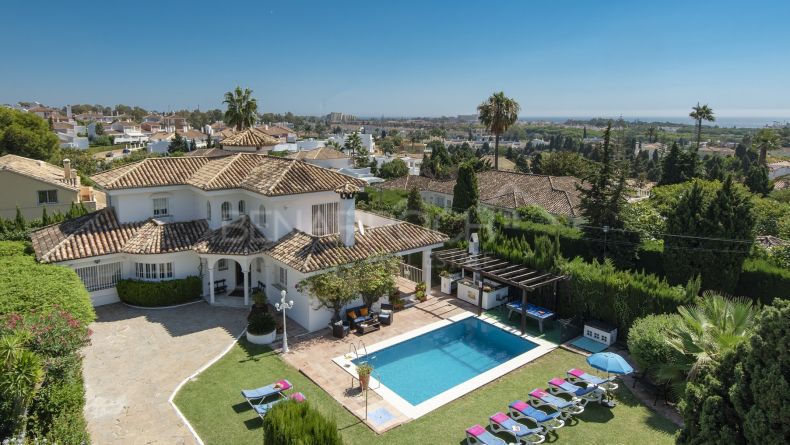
[735,259,790,305]
[117,276,202,307]
[0,241,94,325]
[558,258,697,334]
[627,314,683,381]
[262,400,343,445]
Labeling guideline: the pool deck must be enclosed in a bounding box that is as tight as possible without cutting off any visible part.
[280,289,557,434]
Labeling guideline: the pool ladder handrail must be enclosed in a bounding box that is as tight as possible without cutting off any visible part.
[348,340,380,390]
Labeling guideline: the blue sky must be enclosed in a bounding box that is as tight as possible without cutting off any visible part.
[2,0,789,118]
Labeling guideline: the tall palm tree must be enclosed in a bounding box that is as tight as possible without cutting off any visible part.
[223,86,258,131]
[658,292,756,388]
[753,128,780,165]
[478,92,520,170]
[689,103,715,150]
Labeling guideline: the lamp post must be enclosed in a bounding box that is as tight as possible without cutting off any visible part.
[275,289,294,353]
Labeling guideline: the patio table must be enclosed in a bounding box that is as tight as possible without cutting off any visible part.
[506,302,555,333]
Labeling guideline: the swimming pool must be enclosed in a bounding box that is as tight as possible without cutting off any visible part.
[352,316,538,406]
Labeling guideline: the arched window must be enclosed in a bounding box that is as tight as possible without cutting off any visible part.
[221,202,231,221]
[238,200,246,215]
[206,201,211,220]
[258,204,266,226]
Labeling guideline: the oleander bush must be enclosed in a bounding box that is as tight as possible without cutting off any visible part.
[262,399,343,445]
[117,276,202,307]
[627,314,683,381]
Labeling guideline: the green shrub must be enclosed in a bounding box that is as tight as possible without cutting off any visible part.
[117,276,202,307]
[735,258,790,305]
[0,241,94,325]
[516,205,557,225]
[247,311,276,335]
[627,314,682,380]
[262,400,343,445]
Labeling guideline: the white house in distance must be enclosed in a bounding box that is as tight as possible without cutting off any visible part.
[328,132,376,153]
[29,154,446,332]
[147,129,208,154]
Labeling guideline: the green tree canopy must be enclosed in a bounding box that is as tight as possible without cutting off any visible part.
[223,86,258,131]
[378,158,409,179]
[0,108,60,160]
[452,162,479,213]
[405,187,425,226]
[477,92,520,170]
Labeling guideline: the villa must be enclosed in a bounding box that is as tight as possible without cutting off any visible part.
[29,153,446,332]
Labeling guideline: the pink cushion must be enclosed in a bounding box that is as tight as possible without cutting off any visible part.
[530,388,548,398]
[512,400,529,411]
[568,368,585,377]
[276,380,292,390]
[490,412,509,424]
[549,377,566,387]
[466,425,486,437]
[290,392,306,402]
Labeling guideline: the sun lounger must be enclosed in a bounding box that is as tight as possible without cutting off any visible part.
[241,379,292,407]
[566,368,618,391]
[508,400,565,434]
[548,377,604,405]
[465,424,508,445]
[489,412,545,444]
[528,388,584,419]
[253,392,306,418]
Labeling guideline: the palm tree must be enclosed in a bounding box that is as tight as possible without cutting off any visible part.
[753,128,780,165]
[658,292,756,388]
[223,86,258,131]
[689,103,715,150]
[478,92,520,170]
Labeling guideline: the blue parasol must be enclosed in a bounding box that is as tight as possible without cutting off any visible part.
[586,352,634,375]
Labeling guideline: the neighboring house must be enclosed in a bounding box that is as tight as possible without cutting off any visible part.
[29,154,446,332]
[53,122,89,149]
[89,121,149,144]
[286,146,351,169]
[257,124,297,143]
[372,154,423,176]
[219,128,279,152]
[328,133,376,153]
[337,167,384,184]
[377,170,583,220]
[0,155,101,219]
[147,129,208,154]
[768,160,790,180]
[26,106,58,119]
[140,122,164,134]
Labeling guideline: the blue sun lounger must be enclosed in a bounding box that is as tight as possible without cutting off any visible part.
[241,379,292,408]
[567,368,619,391]
[508,400,565,434]
[253,392,306,419]
[465,424,508,445]
[548,377,604,405]
[528,388,584,419]
[489,412,545,444]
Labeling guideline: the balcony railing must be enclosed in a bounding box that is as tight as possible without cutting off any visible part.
[397,262,423,284]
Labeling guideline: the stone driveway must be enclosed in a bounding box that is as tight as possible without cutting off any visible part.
[82,302,248,444]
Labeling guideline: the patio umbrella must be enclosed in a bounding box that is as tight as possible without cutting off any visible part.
[586,352,633,375]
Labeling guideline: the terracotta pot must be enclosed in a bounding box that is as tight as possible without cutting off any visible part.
[359,373,371,390]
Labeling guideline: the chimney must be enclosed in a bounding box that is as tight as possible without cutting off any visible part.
[66,105,72,120]
[335,183,360,247]
[63,159,72,180]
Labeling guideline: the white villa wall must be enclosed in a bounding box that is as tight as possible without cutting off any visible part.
[356,210,399,228]
[304,158,352,170]
[111,187,201,223]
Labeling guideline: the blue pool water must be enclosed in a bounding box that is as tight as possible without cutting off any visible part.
[352,317,538,405]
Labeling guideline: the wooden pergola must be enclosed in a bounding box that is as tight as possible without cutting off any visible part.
[432,248,568,334]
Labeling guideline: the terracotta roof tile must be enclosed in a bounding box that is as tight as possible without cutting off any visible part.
[266,223,447,273]
[286,146,348,160]
[123,219,208,255]
[0,154,80,191]
[220,128,278,147]
[192,216,271,255]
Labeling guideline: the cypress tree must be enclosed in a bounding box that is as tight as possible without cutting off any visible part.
[14,207,26,231]
[452,162,479,213]
[744,165,771,196]
[41,207,51,225]
[404,187,425,226]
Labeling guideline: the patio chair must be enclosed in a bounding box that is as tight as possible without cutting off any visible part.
[253,392,306,419]
[527,388,584,420]
[240,379,292,408]
[488,412,545,444]
[547,377,604,405]
[566,367,619,391]
[378,303,394,326]
[508,400,565,434]
[465,424,508,445]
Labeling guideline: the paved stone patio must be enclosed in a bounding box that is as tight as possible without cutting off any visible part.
[82,302,248,444]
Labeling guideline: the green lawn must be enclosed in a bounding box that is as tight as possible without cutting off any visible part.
[175,340,678,445]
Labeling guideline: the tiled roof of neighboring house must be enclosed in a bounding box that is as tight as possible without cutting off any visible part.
[215,128,236,139]
[90,153,367,195]
[0,154,80,191]
[185,148,233,158]
[220,128,279,147]
[30,208,142,262]
[112,121,139,128]
[286,146,348,160]
[122,219,208,255]
[266,223,447,273]
[256,124,295,138]
[756,235,788,249]
[377,170,583,217]
[52,122,75,130]
[30,208,209,262]
[192,216,272,255]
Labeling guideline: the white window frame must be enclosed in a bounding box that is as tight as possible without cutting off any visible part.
[238,200,246,215]
[134,262,174,280]
[206,201,211,220]
[37,190,58,205]
[311,202,338,236]
[275,265,288,287]
[258,204,266,226]
[256,258,263,273]
[153,197,169,217]
[75,262,122,291]
[217,259,228,271]
[221,202,231,221]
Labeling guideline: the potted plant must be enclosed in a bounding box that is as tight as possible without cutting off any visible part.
[246,311,276,345]
[415,282,427,302]
[247,289,268,321]
[357,363,373,390]
[389,289,404,311]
